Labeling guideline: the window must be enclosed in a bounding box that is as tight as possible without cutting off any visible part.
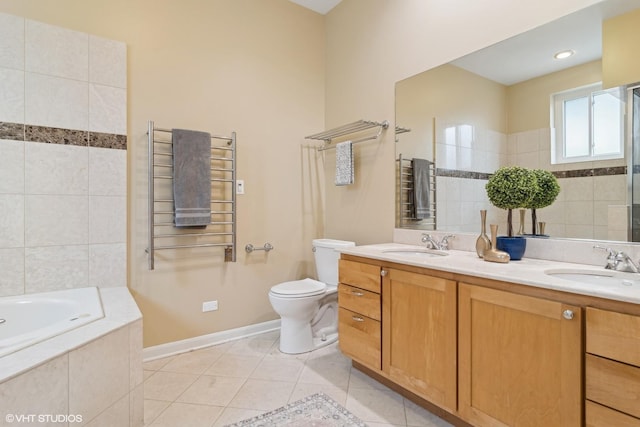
[551,83,625,164]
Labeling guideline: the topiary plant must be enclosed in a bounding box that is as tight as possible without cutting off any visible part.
[485,166,538,237]
[525,169,560,235]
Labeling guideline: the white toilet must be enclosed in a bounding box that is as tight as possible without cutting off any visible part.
[269,238,355,354]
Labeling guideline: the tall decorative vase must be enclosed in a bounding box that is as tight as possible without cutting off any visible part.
[475,210,491,258]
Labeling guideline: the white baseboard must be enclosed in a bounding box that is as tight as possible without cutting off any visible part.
[142,319,281,362]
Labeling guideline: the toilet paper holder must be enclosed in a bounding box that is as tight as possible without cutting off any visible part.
[245,243,274,253]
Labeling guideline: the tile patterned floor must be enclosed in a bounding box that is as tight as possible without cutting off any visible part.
[143,331,454,427]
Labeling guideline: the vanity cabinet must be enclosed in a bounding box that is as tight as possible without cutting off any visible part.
[337,259,382,370]
[337,253,640,427]
[382,268,457,411]
[585,307,640,426]
[458,283,583,427]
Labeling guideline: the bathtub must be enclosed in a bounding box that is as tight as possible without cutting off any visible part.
[0,287,143,427]
[0,287,104,357]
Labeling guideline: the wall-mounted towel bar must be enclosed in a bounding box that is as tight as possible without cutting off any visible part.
[306,119,389,151]
[245,243,274,253]
[146,120,237,270]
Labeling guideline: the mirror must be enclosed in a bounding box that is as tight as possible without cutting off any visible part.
[396,0,640,242]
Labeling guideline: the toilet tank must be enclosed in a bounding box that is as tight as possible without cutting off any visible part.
[312,239,356,286]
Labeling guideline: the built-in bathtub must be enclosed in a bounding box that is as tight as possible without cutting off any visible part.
[0,287,143,427]
[0,287,105,358]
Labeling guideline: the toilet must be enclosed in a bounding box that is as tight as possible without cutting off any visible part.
[269,238,355,354]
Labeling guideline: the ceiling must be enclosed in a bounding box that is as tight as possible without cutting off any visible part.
[451,0,640,85]
[288,0,343,14]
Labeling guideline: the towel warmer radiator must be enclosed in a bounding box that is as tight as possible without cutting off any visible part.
[305,119,389,151]
[397,154,436,229]
[146,120,237,270]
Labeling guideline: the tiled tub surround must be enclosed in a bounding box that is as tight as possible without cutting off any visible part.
[432,123,628,239]
[0,287,143,427]
[0,12,127,297]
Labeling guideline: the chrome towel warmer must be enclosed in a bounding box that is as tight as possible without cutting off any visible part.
[397,154,436,229]
[306,119,389,151]
[146,120,237,270]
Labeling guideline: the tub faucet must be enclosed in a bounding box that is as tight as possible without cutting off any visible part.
[421,233,455,250]
[594,245,640,273]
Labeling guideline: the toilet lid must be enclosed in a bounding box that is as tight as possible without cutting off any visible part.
[270,278,326,298]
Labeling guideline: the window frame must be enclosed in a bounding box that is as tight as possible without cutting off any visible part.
[551,82,625,164]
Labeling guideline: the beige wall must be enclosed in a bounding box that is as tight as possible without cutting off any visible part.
[603,7,640,88]
[396,63,507,161]
[0,0,325,347]
[1,0,602,347]
[323,0,601,246]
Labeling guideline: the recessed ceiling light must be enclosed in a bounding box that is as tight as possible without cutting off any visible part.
[554,50,575,60]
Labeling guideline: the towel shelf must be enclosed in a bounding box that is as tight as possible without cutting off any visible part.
[397,154,436,229]
[146,120,237,270]
[306,119,389,151]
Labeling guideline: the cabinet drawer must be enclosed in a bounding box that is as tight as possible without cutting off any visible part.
[587,307,640,367]
[338,307,381,370]
[586,400,640,427]
[338,284,380,321]
[339,259,380,293]
[586,354,640,419]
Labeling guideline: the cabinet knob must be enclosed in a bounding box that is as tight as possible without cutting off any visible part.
[562,309,574,320]
[351,290,364,296]
[352,316,365,322]
[381,270,387,277]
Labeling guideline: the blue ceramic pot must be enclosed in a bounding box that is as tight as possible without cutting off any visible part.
[496,236,527,261]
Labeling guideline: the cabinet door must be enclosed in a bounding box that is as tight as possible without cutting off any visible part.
[458,283,582,427]
[382,269,457,411]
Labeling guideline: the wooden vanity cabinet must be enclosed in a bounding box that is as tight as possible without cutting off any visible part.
[458,283,583,427]
[382,268,457,411]
[585,307,640,426]
[337,259,382,370]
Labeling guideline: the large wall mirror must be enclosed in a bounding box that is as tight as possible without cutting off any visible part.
[396,0,640,242]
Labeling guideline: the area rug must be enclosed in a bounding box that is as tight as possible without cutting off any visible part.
[224,392,369,427]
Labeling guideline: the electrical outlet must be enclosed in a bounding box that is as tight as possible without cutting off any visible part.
[236,180,245,194]
[202,300,218,312]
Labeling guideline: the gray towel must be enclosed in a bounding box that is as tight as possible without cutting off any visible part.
[172,128,211,227]
[412,158,431,219]
[335,141,354,186]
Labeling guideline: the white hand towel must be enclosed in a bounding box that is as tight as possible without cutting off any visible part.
[335,141,354,186]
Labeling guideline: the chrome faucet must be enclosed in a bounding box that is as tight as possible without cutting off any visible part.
[421,233,455,250]
[594,245,640,273]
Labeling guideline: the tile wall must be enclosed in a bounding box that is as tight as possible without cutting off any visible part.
[508,128,627,240]
[433,123,628,239]
[435,122,508,232]
[0,12,127,297]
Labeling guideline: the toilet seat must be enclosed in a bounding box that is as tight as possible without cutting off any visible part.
[270,278,326,298]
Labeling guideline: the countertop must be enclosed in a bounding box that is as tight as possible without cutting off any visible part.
[338,243,640,305]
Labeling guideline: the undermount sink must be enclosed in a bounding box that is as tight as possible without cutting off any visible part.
[382,248,449,258]
[544,268,640,287]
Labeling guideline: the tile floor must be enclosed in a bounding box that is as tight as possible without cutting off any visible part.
[143,331,453,427]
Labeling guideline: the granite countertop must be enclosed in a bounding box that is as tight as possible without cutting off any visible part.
[338,243,640,305]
